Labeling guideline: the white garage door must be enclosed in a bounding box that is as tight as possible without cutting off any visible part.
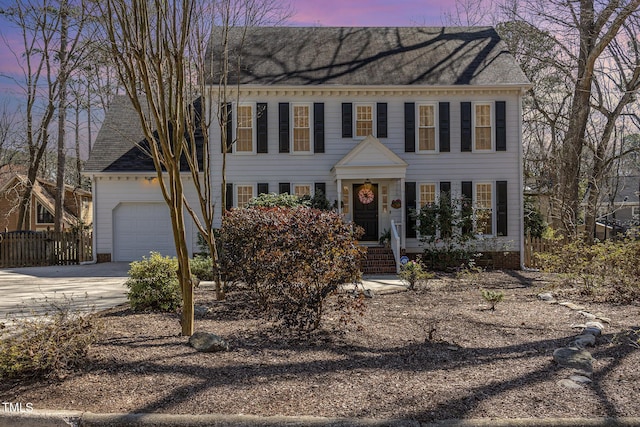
[113,202,192,262]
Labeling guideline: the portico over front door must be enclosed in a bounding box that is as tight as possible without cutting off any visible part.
[353,183,378,241]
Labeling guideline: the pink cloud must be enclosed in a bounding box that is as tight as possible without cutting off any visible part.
[288,0,455,27]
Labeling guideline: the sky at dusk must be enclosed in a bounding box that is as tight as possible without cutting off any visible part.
[0,0,461,156]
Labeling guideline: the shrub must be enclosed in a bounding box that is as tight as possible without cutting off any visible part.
[481,289,504,311]
[0,309,99,380]
[537,238,640,302]
[190,255,215,281]
[398,260,433,290]
[220,206,365,332]
[415,193,479,271]
[125,252,181,311]
[246,192,309,208]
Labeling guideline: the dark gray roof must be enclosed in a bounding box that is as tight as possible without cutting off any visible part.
[85,96,204,173]
[84,96,153,172]
[206,26,530,86]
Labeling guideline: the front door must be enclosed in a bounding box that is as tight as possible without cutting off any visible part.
[353,183,378,241]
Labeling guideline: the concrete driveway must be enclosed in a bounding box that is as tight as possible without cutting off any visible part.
[0,262,131,318]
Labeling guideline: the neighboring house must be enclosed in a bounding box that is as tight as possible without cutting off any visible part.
[85,27,530,267]
[0,169,92,232]
[594,175,640,238]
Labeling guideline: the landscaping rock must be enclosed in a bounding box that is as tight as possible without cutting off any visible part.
[553,347,595,372]
[570,375,592,384]
[583,321,605,336]
[537,292,556,302]
[578,311,597,320]
[189,332,229,353]
[557,378,584,390]
[559,302,586,311]
[571,334,596,348]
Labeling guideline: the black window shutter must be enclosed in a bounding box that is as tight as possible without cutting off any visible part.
[439,102,450,152]
[314,182,326,196]
[279,103,290,153]
[257,183,269,195]
[256,103,268,153]
[496,180,508,236]
[404,102,415,152]
[314,103,325,153]
[496,101,506,151]
[461,102,472,152]
[221,102,233,153]
[225,183,233,211]
[377,102,388,138]
[405,181,417,238]
[279,183,291,195]
[342,103,353,138]
[461,181,473,235]
[439,181,452,237]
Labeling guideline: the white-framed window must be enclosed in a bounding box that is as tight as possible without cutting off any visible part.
[354,103,375,138]
[292,103,312,153]
[419,183,437,207]
[417,103,437,152]
[342,185,350,214]
[381,185,389,213]
[236,185,254,208]
[235,104,255,153]
[293,184,312,198]
[475,182,494,235]
[36,202,54,224]
[474,103,493,151]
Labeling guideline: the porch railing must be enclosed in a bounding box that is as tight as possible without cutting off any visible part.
[390,219,401,273]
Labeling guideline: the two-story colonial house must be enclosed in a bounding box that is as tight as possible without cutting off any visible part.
[85,26,530,269]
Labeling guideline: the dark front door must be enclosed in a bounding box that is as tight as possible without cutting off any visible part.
[353,183,378,241]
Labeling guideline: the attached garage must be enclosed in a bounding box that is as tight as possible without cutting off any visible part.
[112,202,192,262]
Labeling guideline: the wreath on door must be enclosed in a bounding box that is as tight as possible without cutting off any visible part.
[358,186,375,205]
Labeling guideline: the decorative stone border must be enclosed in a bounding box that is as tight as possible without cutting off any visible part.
[537,292,610,389]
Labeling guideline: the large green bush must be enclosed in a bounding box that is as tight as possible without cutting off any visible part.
[0,310,99,380]
[537,238,640,302]
[220,206,365,332]
[125,252,181,311]
[190,255,215,281]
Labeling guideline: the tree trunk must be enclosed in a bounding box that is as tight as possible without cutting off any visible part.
[54,0,69,233]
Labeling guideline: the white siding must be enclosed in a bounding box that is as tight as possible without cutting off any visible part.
[93,175,201,260]
[211,90,523,252]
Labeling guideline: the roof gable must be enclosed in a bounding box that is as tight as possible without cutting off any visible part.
[333,135,407,180]
[206,26,530,87]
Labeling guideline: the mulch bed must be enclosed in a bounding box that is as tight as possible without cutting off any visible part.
[2,270,639,422]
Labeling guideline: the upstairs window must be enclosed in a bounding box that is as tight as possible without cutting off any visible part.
[418,104,437,152]
[36,202,54,224]
[355,103,374,138]
[292,104,311,153]
[236,104,254,153]
[474,103,492,151]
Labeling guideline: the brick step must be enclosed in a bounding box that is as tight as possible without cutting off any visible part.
[362,246,397,275]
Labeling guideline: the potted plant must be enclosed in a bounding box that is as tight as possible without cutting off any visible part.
[379,228,391,248]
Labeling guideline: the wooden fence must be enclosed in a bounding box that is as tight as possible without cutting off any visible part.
[0,231,93,268]
[523,235,567,269]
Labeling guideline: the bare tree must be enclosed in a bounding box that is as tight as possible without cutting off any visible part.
[1,0,61,230]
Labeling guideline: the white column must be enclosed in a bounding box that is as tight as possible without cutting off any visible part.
[400,177,405,249]
[337,178,342,215]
